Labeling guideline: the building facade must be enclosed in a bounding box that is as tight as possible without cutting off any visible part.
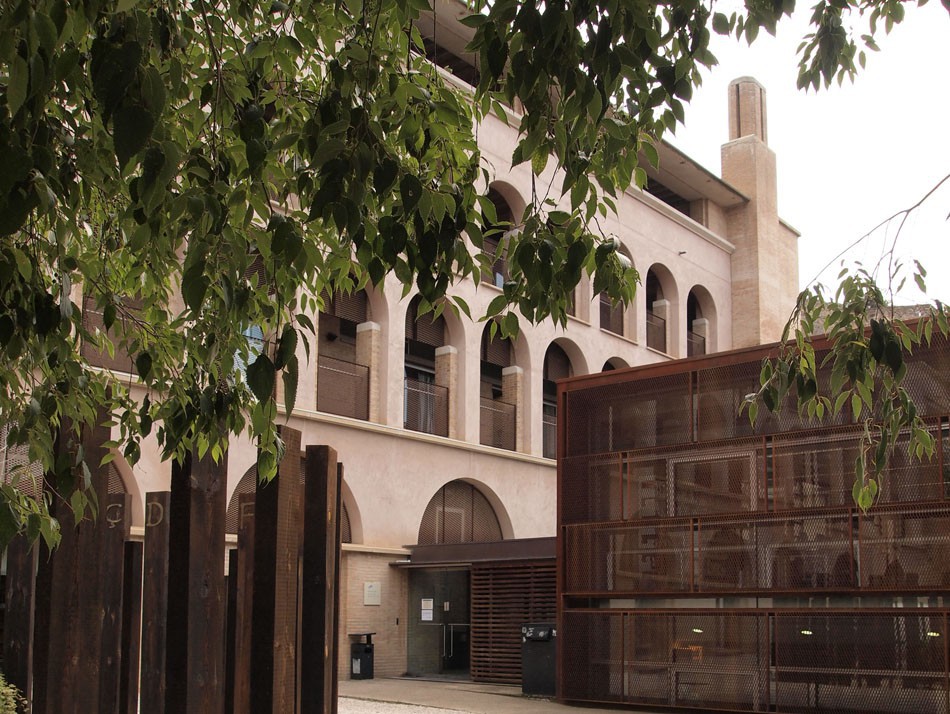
[73,11,799,683]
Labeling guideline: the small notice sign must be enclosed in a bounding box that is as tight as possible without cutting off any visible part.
[364,581,381,606]
[421,598,434,621]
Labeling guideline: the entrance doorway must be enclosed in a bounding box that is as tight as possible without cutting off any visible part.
[407,568,470,678]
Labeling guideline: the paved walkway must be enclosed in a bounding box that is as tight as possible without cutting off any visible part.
[339,677,665,713]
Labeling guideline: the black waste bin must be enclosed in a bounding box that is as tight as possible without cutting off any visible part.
[350,632,376,680]
[521,623,556,696]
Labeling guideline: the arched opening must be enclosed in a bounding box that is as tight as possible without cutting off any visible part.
[542,343,573,459]
[318,288,371,419]
[687,291,705,356]
[404,295,448,436]
[603,357,629,372]
[646,267,669,353]
[417,480,504,545]
[480,324,516,450]
[687,285,716,356]
[482,187,515,289]
[225,464,354,543]
[599,245,633,337]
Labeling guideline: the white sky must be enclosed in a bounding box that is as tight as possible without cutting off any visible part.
[668,2,950,305]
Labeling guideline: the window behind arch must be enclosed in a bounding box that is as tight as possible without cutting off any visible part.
[417,481,503,545]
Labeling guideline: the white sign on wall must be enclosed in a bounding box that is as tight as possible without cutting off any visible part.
[364,581,382,606]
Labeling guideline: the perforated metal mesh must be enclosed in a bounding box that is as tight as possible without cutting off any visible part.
[316,355,369,420]
[901,334,950,416]
[321,288,369,323]
[559,338,950,713]
[561,610,625,703]
[226,466,259,535]
[1,425,45,500]
[859,504,950,590]
[479,398,515,450]
[562,609,949,713]
[480,328,511,368]
[404,377,448,436]
[562,610,769,710]
[406,296,445,347]
[774,612,948,714]
[563,521,692,595]
[564,373,692,457]
[416,480,502,545]
[560,454,623,525]
[773,424,946,511]
[0,424,125,499]
[81,294,136,373]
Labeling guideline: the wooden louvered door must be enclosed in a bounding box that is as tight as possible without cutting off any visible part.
[470,561,556,684]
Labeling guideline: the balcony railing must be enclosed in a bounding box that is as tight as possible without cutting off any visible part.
[646,311,666,353]
[405,377,449,437]
[687,330,706,357]
[317,355,369,420]
[542,408,557,459]
[480,397,516,451]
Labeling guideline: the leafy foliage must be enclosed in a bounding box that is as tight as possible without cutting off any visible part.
[743,176,950,511]
[0,0,938,548]
[0,671,25,714]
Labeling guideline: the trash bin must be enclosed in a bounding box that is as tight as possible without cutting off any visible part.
[521,623,556,696]
[350,632,376,680]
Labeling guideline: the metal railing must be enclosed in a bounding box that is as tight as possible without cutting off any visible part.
[480,397,516,451]
[646,310,666,352]
[404,377,449,436]
[542,408,557,459]
[687,330,706,357]
[317,355,369,420]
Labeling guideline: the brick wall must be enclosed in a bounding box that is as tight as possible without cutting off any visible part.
[337,549,410,680]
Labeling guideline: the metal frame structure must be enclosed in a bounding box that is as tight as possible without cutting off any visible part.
[557,336,950,713]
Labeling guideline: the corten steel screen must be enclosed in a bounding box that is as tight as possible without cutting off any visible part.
[558,336,950,713]
[479,397,516,451]
[317,354,369,421]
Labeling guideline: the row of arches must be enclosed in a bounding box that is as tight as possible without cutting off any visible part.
[484,184,719,358]
[314,283,648,457]
[225,467,507,550]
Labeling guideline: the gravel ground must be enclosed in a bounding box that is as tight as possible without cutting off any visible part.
[339,697,462,714]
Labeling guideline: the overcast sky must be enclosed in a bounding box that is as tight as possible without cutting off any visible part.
[669,1,950,305]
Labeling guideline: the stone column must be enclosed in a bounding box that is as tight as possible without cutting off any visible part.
[502,366,525,453]
[435,345,458,439]
[692,317,710,355]
[356,321,381,423]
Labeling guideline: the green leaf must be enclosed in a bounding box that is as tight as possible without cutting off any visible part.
[113,104,155,170]
[275,325,298,369]
[282,355,298,416]
[135,350,152,380]
[8,55,29,117]
[374,158,399,194]
[400,175,423,211]
[181,261,209,312]
[712,12,731,35]
[246,353,276,402]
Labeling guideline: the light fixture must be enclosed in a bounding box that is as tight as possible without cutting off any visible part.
[691,628,703,634]
[800,629,813,636]
[927,631,941,638]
